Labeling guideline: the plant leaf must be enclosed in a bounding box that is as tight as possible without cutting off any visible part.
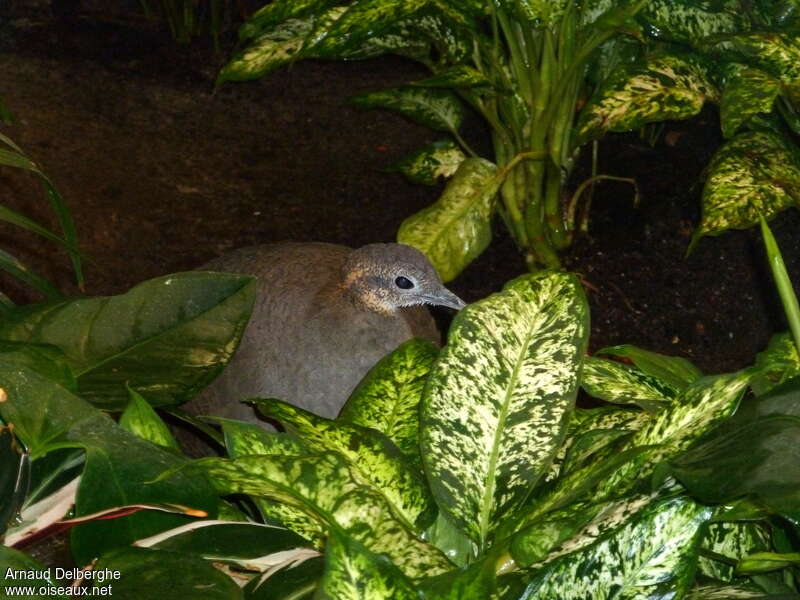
[120,387,180,450]
[577,51,718,144]
[0,364,217,565]
[698,522,772,582]
[253,398,436,530]
[93,546,242,599]
[316,529,418,600]
[638,0,748,43]
[351,86,466,134]
[421,271,589,547]
[388,139,467,186]
[581,356,678,410]
[339,338,438,470]
[0,272,256,409]
[526,496,712,599]
[720,63,782,138]
[596,344,702,389]
[243,555,323,600]
[693,130,800,243]
[398,158,500,282]
[596,371,751,498]
[751,333,800,396]
[238,0,338,40]
[412,66,492,90]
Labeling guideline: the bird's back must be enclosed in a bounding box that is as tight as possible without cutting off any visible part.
[188,242,439,423]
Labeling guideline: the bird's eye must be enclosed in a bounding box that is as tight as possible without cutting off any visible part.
[395,276,414,290]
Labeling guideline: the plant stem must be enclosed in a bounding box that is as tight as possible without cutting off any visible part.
[760,216,800,355]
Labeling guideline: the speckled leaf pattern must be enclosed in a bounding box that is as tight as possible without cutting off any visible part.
[119,388,179,450]
[398,158,499,282]
[413,66,492,90]
[221,419,308,458]
[581,356,678,409]
[421,272,589,547]
[311,0,429,57]
[639,0,747,43]
[507,0,570,26]
[596,371,751,497]
[219,15,316,82]
[527,496,712,599]
[316,529,418,600]
[388,139,466,187]
[339,338,438,470]
[705,32,800,102]
[577,52,718,144]
[720,64,781,138]
[698,522,772,582]
[351,87,466,134]
[751,332,800,396]
[253,398,436,530]
[695,130,800,241]
[195,453,451,578]
[596,344,701,389]
[238,0,338,40]
[687,584,779,599]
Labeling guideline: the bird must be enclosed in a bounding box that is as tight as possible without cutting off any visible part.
[185,242,465,425]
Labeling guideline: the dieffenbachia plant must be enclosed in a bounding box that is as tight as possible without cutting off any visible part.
[2,268,799,597]
[220,0,800,279]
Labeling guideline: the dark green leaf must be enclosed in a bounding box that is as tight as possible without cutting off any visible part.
[0,547,65,599]
[244,556,323,600]
[720,63,781,138]
[596,344,702,389]
[638,0,749,43]
[387,139,466,186]
[351,87,466,134]
[0,272,256,409]
[751,334,800,396]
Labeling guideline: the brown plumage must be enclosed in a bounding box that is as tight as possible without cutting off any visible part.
[186,242,464,424]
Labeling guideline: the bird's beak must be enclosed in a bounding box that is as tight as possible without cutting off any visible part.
[427,287,467,311]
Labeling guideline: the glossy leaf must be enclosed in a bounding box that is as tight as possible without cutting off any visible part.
[577,52,718,144]
[0,364,217,565]
[596,344,702,390]
[421,271,589,547]
[194,453,452,578]
[596,371,751,498]
[388,139,467,186]
[0,340,76,391]
[412,66,492,90]
[0,272,256,409]
[581,355,677,410]
[720,64,781,138]
[339,338,437,470]
[737,552,800,574]
[418,557,497,599]
[221,419,307,458]
[398,158,500,282]
[638,0,748,43]
[244,556,323,599]
[698,522,772,582]
[238,0,338,40]
[0,247,61,299]
[93,546,242,599]
[120,387,180,450]
[671,415,800,523]
[526,496,711,599]
[351,87,466,134]
[254,398,436,530]
[694,130,800,243]
[316,529,418,600]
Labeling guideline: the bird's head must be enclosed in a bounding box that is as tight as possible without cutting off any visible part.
[342,243,466,315]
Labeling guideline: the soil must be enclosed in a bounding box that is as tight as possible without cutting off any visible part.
[0,11,796,383]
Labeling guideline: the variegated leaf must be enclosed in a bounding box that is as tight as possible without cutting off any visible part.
[421,272,589,548]
[506,0,570,27]
[316,529,418,600]
[351,87,467,134]
[310,0,430,57]
[220,16,316,82]
[119,388,179,450]
[526,496,712,599]
[638,0,748,43]
[596,344,702,390]
[339,338,438,470]
[577,52,718,144]
[737,551,800,574]
[720,63,781,138]
[698,522,772,582]
[694,130,800,243]
[581,356,678,410]
[388,139,467,186]
[417,556,497,599]
[704,31,800,102]
[687,583,784,599]
[195,453,452,578]
[412,66,492,90]
[398,158,499,282]
[596,371,751,498]
[253,398,436,530]
[221,426,324,546]
[751,332,800,396]
[238,0,338,40]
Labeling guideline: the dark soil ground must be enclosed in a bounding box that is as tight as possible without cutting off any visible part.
[0,6,798,376]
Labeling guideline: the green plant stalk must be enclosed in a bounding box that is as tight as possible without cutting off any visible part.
[760,216,800,357]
